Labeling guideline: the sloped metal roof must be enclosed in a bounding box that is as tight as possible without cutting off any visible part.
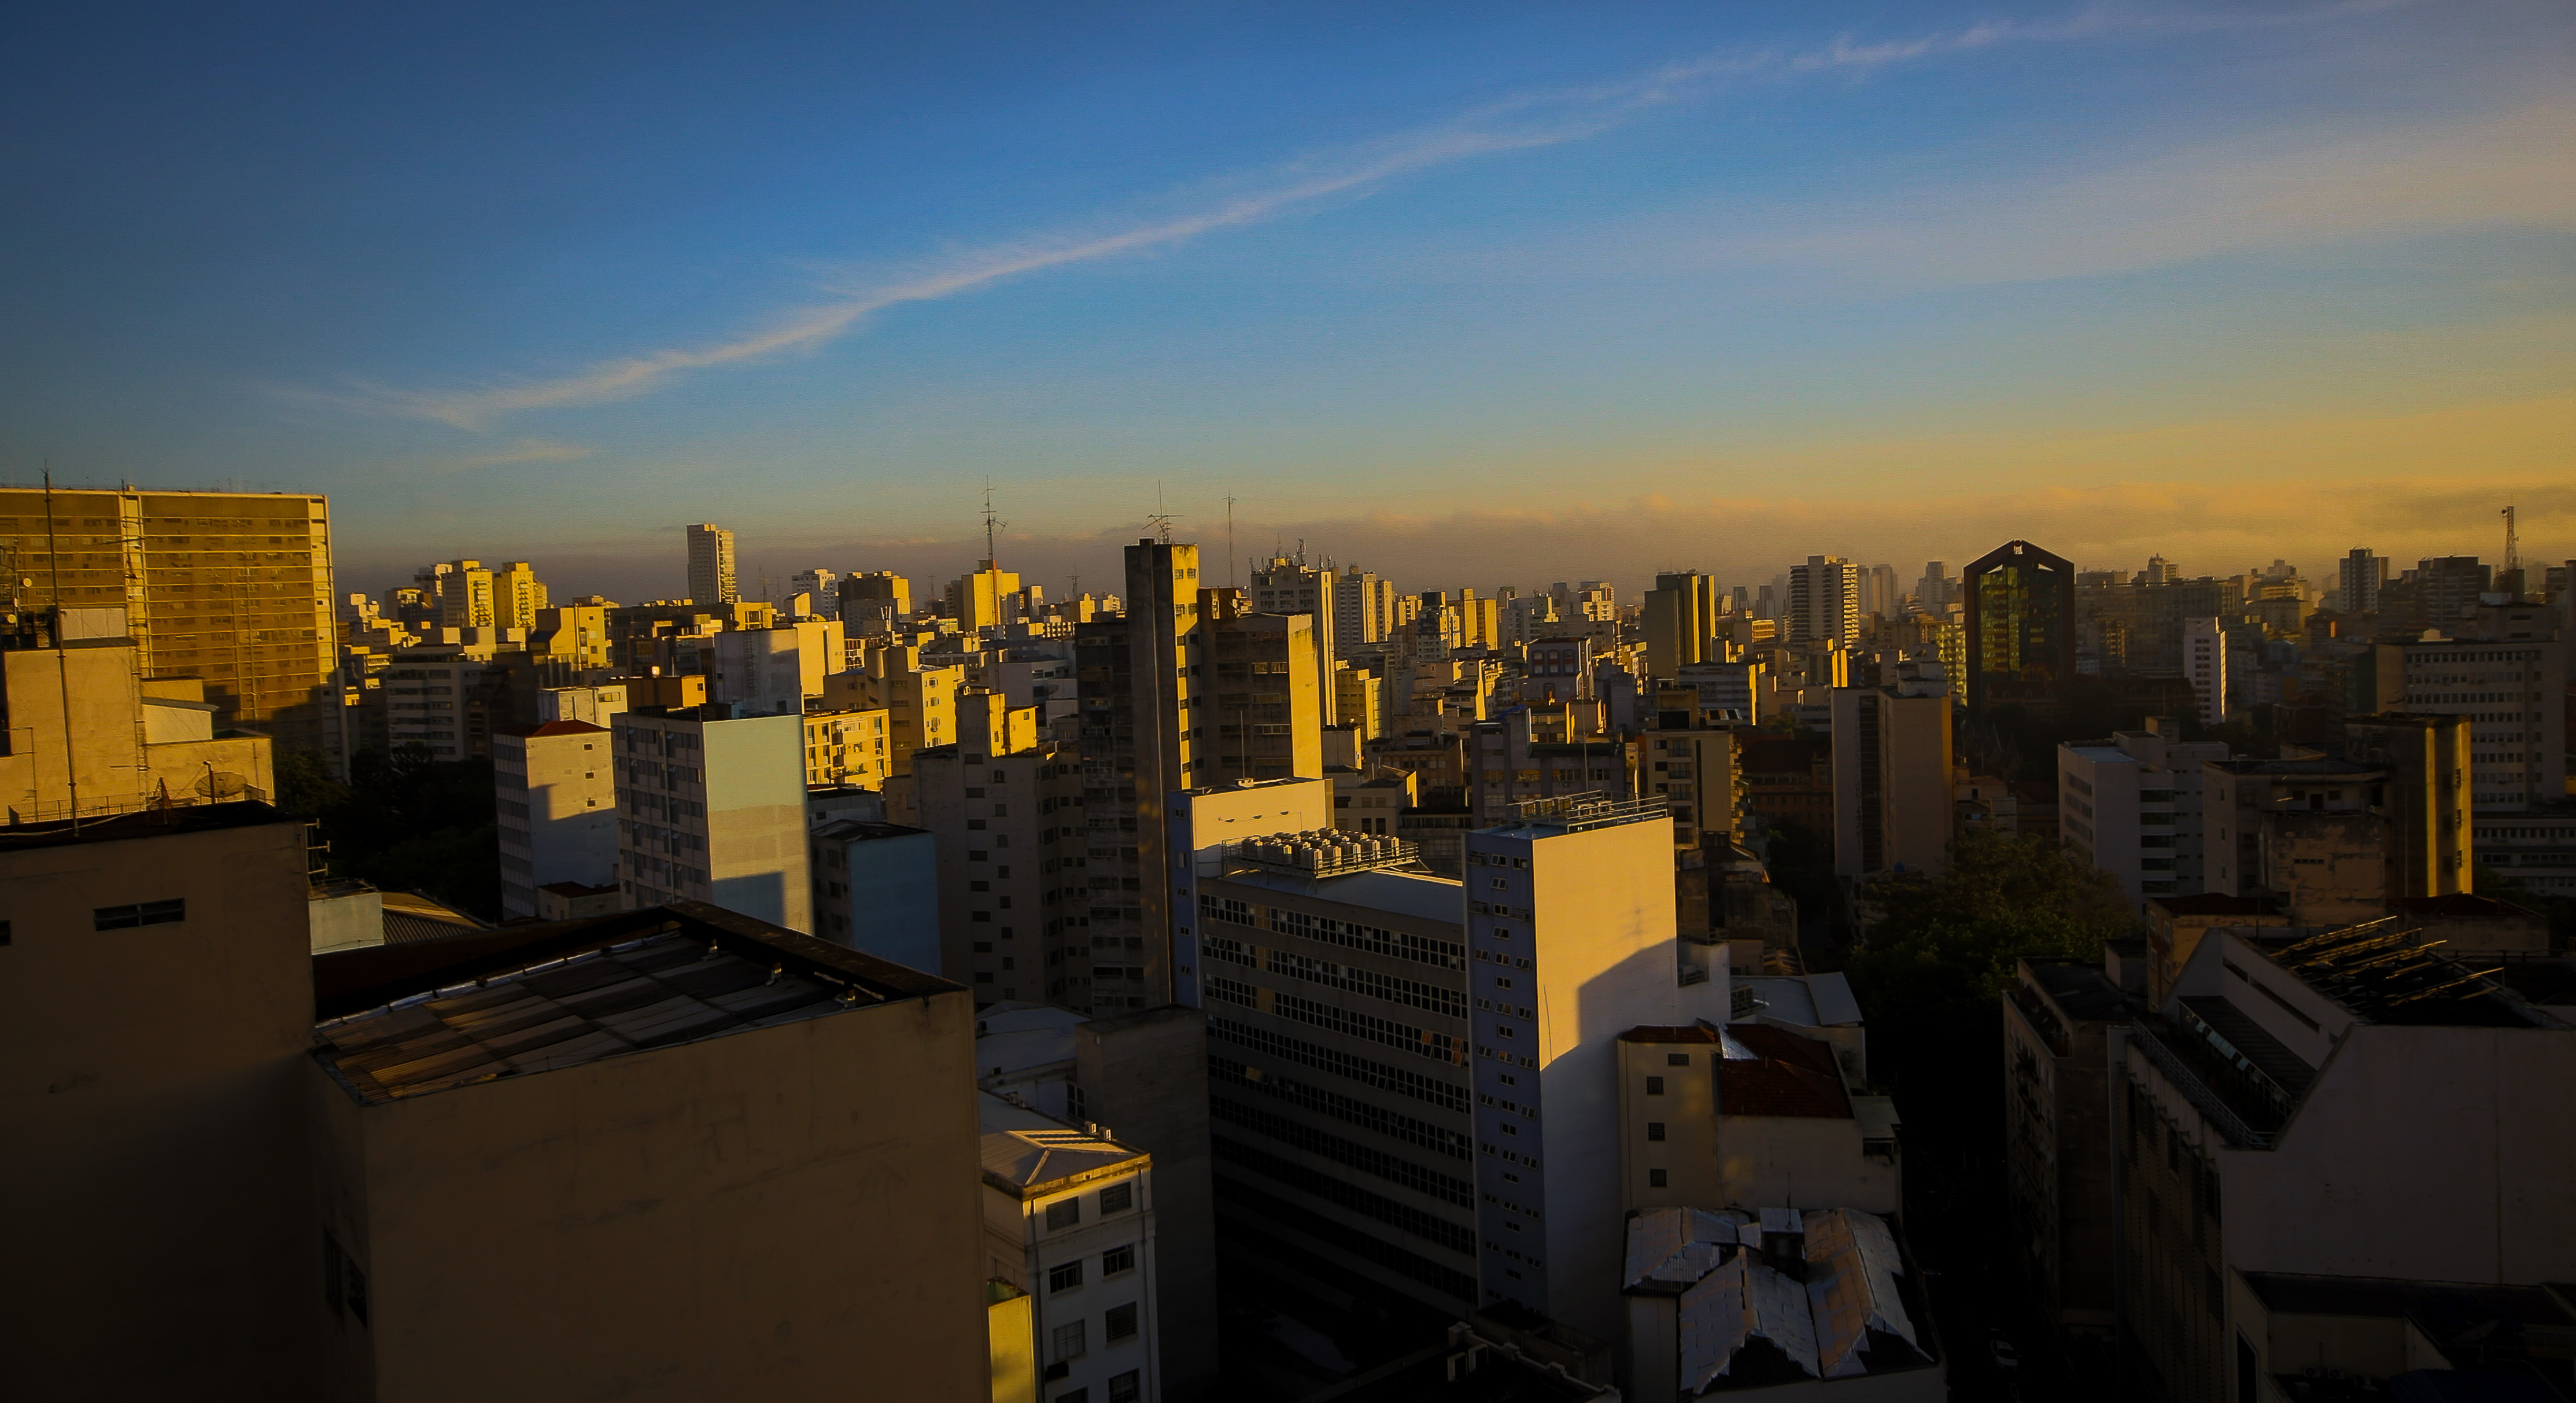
[1804,1208,1927,1379]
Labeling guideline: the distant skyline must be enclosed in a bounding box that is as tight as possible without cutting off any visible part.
[4,0,2570,597]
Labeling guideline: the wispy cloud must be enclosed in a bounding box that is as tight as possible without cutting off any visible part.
[450,437,595,467]
[324,1,2417,429]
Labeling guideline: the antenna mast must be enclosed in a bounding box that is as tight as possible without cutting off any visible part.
[1226,496,1237,588]
[2503,503,2520,576]
[43,466,79,833]
[1145,482,1178,546]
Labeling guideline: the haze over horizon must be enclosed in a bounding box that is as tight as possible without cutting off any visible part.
[6,0,2571,596]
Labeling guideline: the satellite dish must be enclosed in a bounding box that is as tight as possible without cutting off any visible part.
[195,771,250,800]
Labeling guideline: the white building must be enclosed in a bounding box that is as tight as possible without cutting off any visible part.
[791,567,839,618]
[1467,794,1726,1341]
[2183,616,2226,727]
[2060,727,2231,910]
[981,1093,1161,1403]
[492,720,618,919]
[2376,628,2567,813]
[611,705,811,932]
[537,682,628,725]
[710,620,846,718]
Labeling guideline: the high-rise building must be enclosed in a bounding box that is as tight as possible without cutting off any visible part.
[710,618,846,717]
[1915,561,1955,611]
[2412,555,2491,629]
[2183,616,2227,726]
[1249,554,1337,730]
[1640,571,1720,680]
[948,560,1023,632]
[1831,662,1955,880]
[1786,555,1861,649]
[493,720,618,919]
[0,487,338,755]
[1862,562,1900,620]
[2335,548,2386,615]
[685,522,739,605]
[1962,539,2076,714]
[914,691,1088,1004]
[1202,591,1323,785]
[2058,727,2231,911]
[611,705,811,931]
[1334,566,1398,649]
[1075,540,1208,1010]
[1467,794,1722,1341]
[790,567,839,618]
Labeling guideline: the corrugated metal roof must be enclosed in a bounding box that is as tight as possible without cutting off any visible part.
[1678,1253,1818,1392]
[979,1128,1146,1195]
[1621,1207,1747,1292]
[316,931,855,1103]
[1805,1208,1927,1379]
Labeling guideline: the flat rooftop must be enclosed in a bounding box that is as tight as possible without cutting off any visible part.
[1213,865,1464,926]
[313,901,961,1103]
[2268,921,2562,1029]
[2026,959,2146,1024]
[0,799,298,852]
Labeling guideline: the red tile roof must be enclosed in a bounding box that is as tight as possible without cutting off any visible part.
[496,720,610,738]
[1621,1025,1722,1044]
[1718,1023,1851,1120]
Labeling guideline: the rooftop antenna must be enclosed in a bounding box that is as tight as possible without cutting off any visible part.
[2502,503,2520,577]
[983,482,1005,568]
[1145,481,1178,545]
[1225,496,1238,588]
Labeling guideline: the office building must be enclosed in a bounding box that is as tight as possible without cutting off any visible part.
[0,486,339,754]
[1643,726,1737,850]
[2058,726,2231,909]
[1,803,318,1399]
[1641,571,1721,680]
[1073,540,1208,1008]
[1962,539,2077,715]
[611,705,812,932]
[1786,556,1861,649]
[913,692,1090,1006]
[1915,560,1957,611]
[1830,663,1955,880]
[2336,548,2386,616]
[1249,554,1338,731]
[790,566,839,617]
[2115,920,2576,1402]
[685,522,739,605]
[980,1095,1162,1403]
[2001,945,2149,1336]
[2372,634,2566,813]
[309,903,989,1401]
[1468,794,1726,1341]
[492,720,617,919]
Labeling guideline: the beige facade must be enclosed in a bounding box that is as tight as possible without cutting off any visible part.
[826,650,963,776]
[685,522,737,605]
[802,705,892,789]
[1,607,276,822]
[1,804,320,1400]
[1831,670,1955,880]
[612,706,812,933]
[1643,727,1737,849]
[913,695,1087,1006]
[0,487,338,753]
[309,904,988,1402]
[1204,593,1322,785]
[493,720,617,919]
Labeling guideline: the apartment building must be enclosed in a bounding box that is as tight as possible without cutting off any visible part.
[1249,554,1337,731]
[0,487,340,754]
[2183,617,2226,726]
[840,569,913,624]
[913,693,1090,1007]
[1830,663,1955,880]
[611,705,811,932]
[980,1095,1162,1403]
[2114,920,2575,1402]
[1074,540,1209,1009]
[1467,794,1727,1342]
[1463,709,1640,826]
[1334,566,1400,650]
[1787,555,1861,649]
[825,649,964,779]
[1642,726,1738,850]
[1203,592,1323,784]
[685,522,738,605]
[802,706,892,789]
[492,720,617,919]
[711,618,845,716]
[2060,726,2231,909]
[807,817,936,964]
[1641,571,1721,680]
[308,903,988,1401]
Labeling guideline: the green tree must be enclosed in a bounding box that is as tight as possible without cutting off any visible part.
[287,745,503,920]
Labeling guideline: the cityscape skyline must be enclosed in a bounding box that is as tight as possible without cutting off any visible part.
[5,0,2569,591]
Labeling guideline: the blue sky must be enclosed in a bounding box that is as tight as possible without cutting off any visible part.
[3,0,2570,602]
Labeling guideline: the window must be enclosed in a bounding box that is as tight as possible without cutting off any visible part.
[1106,1302,1138,1342]
[93,899,184,930]
[1666,1052,1689,1067]
[1109,1371,1141,1403]
[1649,1169,1667,1188]
[1049,1260,1084,1293]
[1046,1199,1082,1231]
[1646,1122,1666,1141]
[1052,1321,1087,1361]
[1099,1181,1135,1214]
[1102,1243,1136,1276]
[1645,1076,1665,1096]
